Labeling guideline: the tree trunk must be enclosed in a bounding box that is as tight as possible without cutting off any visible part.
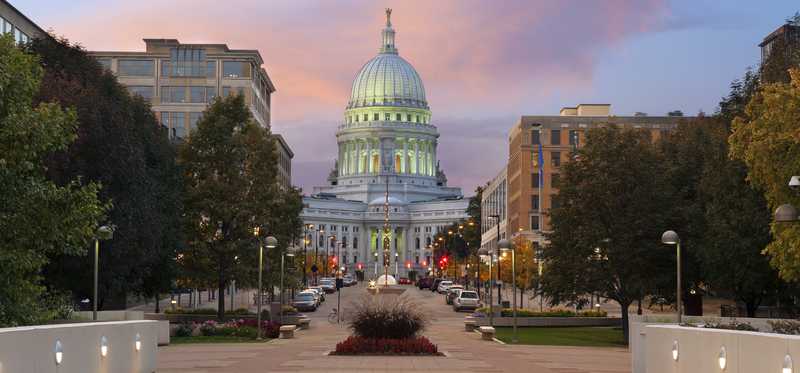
[154,294,160,313]
[620,301,632,345]
[637,298,643,315]
[745,300,760,318]
[217,268,226,321]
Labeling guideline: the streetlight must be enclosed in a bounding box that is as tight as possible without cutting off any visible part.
[478,246,495,327]
[93,225,113,321]
[373,251,378,277]
[280,245,297,324]
[395,252,399,276]
[488,214,502,306]
[255,227,276,340]
[498,239,517,343]
[661,230,682,324]
[303,224,313,287]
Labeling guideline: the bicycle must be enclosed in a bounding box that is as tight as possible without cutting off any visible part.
[328,308,339,324]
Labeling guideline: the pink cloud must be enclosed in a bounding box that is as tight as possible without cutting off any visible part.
[36,0,670,193]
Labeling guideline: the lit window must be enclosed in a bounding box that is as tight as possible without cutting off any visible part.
[223,61,251,78]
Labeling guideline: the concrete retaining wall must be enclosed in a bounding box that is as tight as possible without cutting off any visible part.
[0,320,158,373]
[630,315,792,373]
[473,316,621,327]
[645,324,799,373]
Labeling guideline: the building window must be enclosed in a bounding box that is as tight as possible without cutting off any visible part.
[531,173,539,188]
[363,114,368,121]
[221,86,244,97]
[551,173,560,189]
[161,112,186,139]
[353,255,358,264]
[374,113,379,121]
[551,129,561,145]
[222,61,251,78]
[331,225,337,231]
[354,227,359,232]
[160,86,187,103]
[190,86,217,103]
[118,60,154,77]
[353,237,358,249]
[407,114,412,121]
[396,113,402,121]
[415,255,419,264]
[343,226,348,232]
[342,236,348,248]
[206,61,216,78]
[96,58,112,71]
[569,130,579,146]
[531,195,539,210]
[415,238,420,249]
[127,86,153,101]
[426,255,431,265]
[189,112,203,132]
[426,237,431,246]
[531,216,540,230]
[385,113,391,121]
[531,130,540,145]
[416,115,420,123]
[551,152,561,167]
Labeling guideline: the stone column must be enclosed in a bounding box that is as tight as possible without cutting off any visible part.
[432,140,437,177]
[403,138,409,174]
[338,143,344,176]
[414,139,419,175]
[355,140,361,174]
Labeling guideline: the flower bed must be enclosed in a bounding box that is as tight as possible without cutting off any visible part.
[174,319,281,339]
[333,336,441,355]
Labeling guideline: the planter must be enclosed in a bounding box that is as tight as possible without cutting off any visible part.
[472,316,621,327]
[332,336,442,356]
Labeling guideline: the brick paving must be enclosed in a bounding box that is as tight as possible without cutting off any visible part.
[157,285,630,372]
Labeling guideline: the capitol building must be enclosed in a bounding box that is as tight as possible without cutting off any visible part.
[301,9,469,280]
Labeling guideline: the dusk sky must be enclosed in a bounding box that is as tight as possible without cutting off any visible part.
[13,0,799,196]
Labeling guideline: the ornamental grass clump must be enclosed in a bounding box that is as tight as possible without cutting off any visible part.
[347,295,430,339]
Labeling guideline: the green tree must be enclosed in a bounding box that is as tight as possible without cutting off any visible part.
[0,34,106,326]
[543,126,674,343]
[28,37,182,310]
[730,68,800,281]
[179,95,299,319]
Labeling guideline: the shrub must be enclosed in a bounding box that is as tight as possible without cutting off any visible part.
[334,336,439,355]
[348,295,429,339]
[703,319,758,332]
[199,320,218,336]
[485,308,607,318]
[769,320,800,335]
[282,305,298,315]
[165,307,255,315]
[175,323,193,337]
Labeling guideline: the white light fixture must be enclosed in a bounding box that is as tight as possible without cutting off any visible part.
[134,333,141,352]
[671,340,679,361]
[100,336,109,358]
[785,354,794,373]
[54,340,63,365]
[718,346,726,370]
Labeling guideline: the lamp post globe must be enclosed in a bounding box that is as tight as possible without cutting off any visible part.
[661,230,682,324]
[266,236,278,249]
[661,230,679,245]
[775,204,799,222]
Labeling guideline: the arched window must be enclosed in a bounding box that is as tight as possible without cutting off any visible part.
[395,154,402,172]
[342,236,348,248]
[415,237,420,249]
[353,237,358,249]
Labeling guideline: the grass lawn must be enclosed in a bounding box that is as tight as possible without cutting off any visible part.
[494,326,626,347]
[171,336,271,344]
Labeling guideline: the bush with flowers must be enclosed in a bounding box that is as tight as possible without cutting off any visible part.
[178,319,281,340]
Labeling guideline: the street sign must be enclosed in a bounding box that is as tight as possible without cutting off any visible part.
[311,264,318,273]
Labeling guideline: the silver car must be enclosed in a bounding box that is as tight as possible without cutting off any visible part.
[453,290,480,311]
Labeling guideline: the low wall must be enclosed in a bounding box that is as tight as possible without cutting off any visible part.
[0,320,158,373]
[72,310,145,321]
[630,315,791,373]
[645,324,799,373]
[473,316,621,327]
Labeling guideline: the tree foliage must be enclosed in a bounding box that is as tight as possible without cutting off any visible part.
[0,34,106,326]
[178,95,301,319]
[27,36,182,309]
[542,126,675,343]
[730,68,800,281]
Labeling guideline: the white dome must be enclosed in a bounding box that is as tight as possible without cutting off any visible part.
[348,54,428,110]
[375,274,397,285]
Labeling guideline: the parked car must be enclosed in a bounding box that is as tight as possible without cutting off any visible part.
[453,290,480,311]
[343,275,355,286]
[445,286,464,304]
[292,292,318,311]
[301,288,321,306]
[430,278,444,292]
[437,280,454,294]
[417,277,432,289]
[319,279,336,293]
[398,277,411,285]
[307,286,325,302]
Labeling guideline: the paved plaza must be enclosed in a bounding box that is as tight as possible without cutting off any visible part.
[157,285,630,373]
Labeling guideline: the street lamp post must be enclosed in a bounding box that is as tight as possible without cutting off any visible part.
[478,246,494,327]
[281,246,296,324]
[93,225,113,321]
[255,229,277,340]
[661,230,682,325]
[303,224,313,287]
[395,252,399,277]
[374,251,378,277]
[499,239,517,343]
[488,215,501,307]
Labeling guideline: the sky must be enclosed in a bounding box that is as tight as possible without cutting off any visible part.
[12,0,799,196]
